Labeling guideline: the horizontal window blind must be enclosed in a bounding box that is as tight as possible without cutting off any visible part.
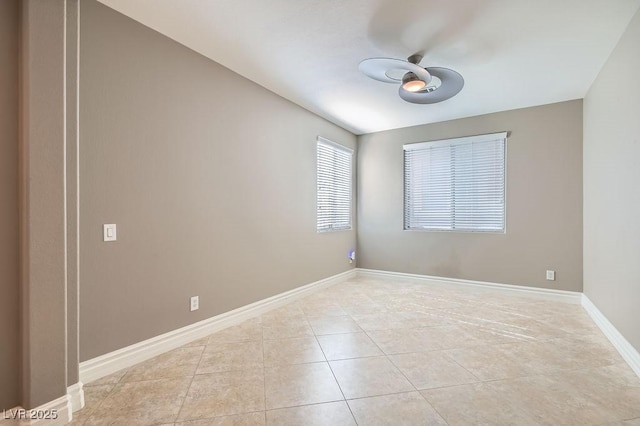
[317,137,353,232]
[404,132,506,232]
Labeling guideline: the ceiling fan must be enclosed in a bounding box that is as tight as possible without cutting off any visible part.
[359,54,464,104]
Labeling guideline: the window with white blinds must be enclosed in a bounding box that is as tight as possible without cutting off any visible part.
[404,132,506,232]
[317,137,353,233]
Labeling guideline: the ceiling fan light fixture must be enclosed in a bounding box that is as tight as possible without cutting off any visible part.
[359,57,462,104]
[401,72,426,92]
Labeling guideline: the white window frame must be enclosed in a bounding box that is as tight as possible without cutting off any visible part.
[317,137,353,233]
[403,132,507,233]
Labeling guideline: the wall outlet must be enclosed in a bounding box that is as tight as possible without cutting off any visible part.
[190,296,199,311]
[348,250,356,264]
[546,270,555,281]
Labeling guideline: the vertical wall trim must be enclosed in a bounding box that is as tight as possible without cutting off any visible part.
[62,0,69,395]
[65,0,81,391]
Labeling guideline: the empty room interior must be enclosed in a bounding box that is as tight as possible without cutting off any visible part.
[2,0,640,424]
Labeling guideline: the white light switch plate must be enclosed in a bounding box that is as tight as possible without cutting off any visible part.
[103,224,117,242]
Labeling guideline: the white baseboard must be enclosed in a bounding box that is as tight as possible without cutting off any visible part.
[357,268,583,304]
[80,268,356,384]
[0,384,82,426]
[28,395,70,426]
[66,382,84,413]
[1,394,71,426]
[581,295,640,377]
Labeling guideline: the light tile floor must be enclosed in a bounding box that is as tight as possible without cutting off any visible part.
[71,276,640,425]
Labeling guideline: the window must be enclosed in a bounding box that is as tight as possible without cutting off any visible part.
[404,132,506,232]
[317,137,353,232]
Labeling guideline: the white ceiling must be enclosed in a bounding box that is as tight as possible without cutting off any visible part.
[98,0,640,135]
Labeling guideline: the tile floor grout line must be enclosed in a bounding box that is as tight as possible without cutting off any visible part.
[342,388,442,403]
[267,396,347,412]
[416,389,452,426]
[385,352,424,390]
[263,398,364,412]
[361,328,392,358]
[172,408,267,425]
[379,346,423,397]
[173,343,207,423]
[76,368,128,424]
[312,321,359,425]
[441,350,484,382]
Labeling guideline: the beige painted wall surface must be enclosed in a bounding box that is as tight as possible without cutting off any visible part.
[358,100,583,291]
[584,10,640,351]
[0,0,19,410]
[80,1,356,360]
[20,0,70,408]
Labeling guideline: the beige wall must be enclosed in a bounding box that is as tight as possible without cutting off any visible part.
[584,10,640,351]
[358,100,583,291]
[0,0,19,410]
[79,1,356,360]
[20,0,70,408]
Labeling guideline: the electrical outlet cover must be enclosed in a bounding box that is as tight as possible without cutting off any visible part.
[190,296,199,311]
